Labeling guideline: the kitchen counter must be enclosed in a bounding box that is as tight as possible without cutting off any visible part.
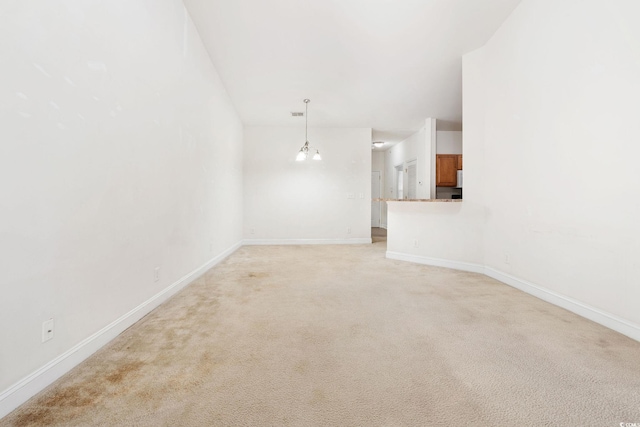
[373,198,462,202]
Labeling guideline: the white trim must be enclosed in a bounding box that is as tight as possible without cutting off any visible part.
[385,250,640,342]
[0,241,242,419]
[385,251,484,274]
[484,267,640,343]
[244,238,372,245]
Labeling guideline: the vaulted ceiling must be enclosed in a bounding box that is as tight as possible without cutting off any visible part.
[183,0,522,143]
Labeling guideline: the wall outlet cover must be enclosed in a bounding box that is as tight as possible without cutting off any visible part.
[42,319,54,343]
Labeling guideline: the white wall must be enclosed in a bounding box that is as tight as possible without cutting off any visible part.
[372,151,385,227]
[387,91,485,270]
[243,127,372,243]
[386,201,485,270]
[389,0,640,341]
[426,119,438,200]
[0,0,243,415]
[436,131,462,154]
[384,118,436,200]
[384,130,421,199]
[372,151,385,175]
[478,0,640,329]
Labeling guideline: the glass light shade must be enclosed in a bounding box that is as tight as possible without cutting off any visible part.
[296,150,307,161]
[312,151,321,160]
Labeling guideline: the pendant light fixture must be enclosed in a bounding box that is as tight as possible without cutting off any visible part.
[296,99,321,161]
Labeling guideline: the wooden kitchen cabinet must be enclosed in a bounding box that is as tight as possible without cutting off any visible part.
[436,154,459,187]
[457,155,463,170]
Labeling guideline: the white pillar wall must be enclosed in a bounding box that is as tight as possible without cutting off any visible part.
[387,0,640,342]
[0,0,244,417]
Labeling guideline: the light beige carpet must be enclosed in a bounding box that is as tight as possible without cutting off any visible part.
[3,241,640,426]
[371,227,387,243]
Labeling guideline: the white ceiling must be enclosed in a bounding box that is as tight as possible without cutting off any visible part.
[183,0,522,143]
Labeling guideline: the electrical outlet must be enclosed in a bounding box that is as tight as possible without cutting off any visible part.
[347,227,352,234]
[413,239,419,248]
[504,254,510,265]
[154,267,160,282]
[358,192,364,199]
[42,319,54,343]
[209,241,213,253]
[250,228,255,235]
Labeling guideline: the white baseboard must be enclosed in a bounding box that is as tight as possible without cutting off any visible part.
[386,251,484,274]
[244,238,372,245]
[386,250,640,343]
[484,267,640,342]
[0,241,242,420]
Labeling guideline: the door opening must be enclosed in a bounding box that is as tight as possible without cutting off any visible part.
[371,171,381,227]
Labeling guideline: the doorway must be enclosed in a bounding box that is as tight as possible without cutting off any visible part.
[371,171,381,227]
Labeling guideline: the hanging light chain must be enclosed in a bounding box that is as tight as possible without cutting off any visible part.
[296,98,321,161]
[305,99,309,143]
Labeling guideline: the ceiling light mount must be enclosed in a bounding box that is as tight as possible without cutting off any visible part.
[296,99,321,161]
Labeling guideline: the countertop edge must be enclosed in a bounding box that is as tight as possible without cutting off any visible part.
[373,198,463,203]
